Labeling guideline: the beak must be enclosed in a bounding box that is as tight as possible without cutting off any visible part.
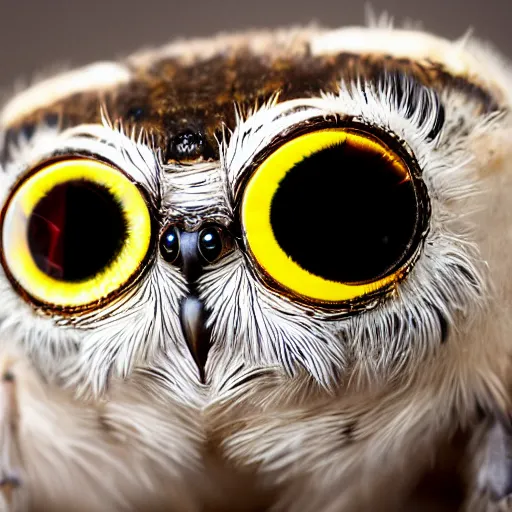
[180,295,210,382]
[178,231,210,381]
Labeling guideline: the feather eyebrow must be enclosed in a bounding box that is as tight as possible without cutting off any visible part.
[374,71,446,142]
[309,27,503,98]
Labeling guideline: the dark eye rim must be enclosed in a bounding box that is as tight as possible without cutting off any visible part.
[236,118,431,311]
[0,156,159,315]
[233,116,424,207]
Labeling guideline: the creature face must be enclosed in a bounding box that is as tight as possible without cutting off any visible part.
[0,21,510,512]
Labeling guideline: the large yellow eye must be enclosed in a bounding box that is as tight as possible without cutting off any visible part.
[1,158,152,309]
[241,128,428,304]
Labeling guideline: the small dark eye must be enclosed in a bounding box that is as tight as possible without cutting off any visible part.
[160,226,180,263]
[198,227,223,263]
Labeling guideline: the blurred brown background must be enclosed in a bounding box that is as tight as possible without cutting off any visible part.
[0,0,510,91]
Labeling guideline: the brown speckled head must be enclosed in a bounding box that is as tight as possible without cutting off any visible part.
[0,27,502,164]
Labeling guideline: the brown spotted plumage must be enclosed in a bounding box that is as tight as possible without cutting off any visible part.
[3,36,499,160]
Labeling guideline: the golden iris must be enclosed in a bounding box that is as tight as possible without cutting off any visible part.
[1,158,151,308]
[241,128,422,303]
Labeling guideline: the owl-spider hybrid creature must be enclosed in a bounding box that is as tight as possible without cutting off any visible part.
[0,17,511,512]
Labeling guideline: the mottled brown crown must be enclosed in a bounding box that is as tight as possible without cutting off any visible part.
[0,27,503,164]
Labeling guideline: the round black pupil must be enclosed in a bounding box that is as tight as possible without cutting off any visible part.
[199,228,222,262]
[270,140,418,284]
[160,226,180,262]
[27,179,127,282]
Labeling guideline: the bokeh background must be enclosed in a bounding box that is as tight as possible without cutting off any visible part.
[0,0,510,91]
